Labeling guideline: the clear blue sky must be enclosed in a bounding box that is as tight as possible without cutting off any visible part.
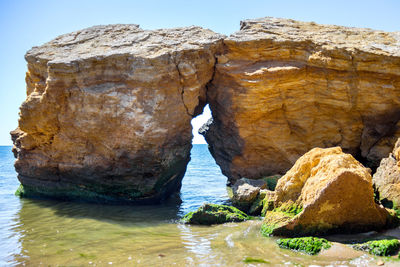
[1,0,399,145]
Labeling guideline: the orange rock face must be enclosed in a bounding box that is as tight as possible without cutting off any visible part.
[11,24,224,203]
[203,17,400,183]
[263,147,392,236]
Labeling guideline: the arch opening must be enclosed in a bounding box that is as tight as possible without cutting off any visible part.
[178,104,229,214]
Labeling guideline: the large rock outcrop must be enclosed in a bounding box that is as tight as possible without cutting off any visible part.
[373,138,400,209]
[202,17,400,183]
[261,147,394,237]
[11,24,224,203]
[12,18,400,203]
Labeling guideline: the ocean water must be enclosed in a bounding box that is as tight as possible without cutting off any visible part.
[0,144,398,266]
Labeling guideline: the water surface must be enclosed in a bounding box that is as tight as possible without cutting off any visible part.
[0,145,399,266]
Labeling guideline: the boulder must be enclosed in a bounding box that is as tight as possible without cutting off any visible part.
[11,24,224,203]
[261,147,394,237]
[181,203,249,225]
[202,17,400,184]
[230,177,267,212]
[373,138,400,209]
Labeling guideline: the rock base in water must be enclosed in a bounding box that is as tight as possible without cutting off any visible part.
[352,239,400,256]
[11,24,224,203]
[181,203,249,225]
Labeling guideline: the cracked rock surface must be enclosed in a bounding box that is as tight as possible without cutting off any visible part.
[11,24,224,203]
[203,17,400,183]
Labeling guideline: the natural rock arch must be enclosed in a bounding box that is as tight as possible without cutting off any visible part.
[11,18,400,203]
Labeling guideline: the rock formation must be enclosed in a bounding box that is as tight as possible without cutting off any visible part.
[261,147,394,237]
[202,17,400,183]
[12,18,400,203]
[373,138,400,209]
[11,24,224,203]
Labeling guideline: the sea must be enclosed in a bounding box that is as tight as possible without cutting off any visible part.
[0,144,398,266]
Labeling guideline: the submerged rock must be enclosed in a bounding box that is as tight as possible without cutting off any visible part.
[202,17,400,184]
[352,239,400,256]
[276,237,332,255]
[181,203,249,225]
[11,24,224,203]
[261,147,395,237]
[373,138,400,210]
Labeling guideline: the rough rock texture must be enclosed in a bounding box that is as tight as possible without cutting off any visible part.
[262,147,393,236]
[202,17,400,183]
[230,177,267,212]
[373,138,400,209]
[11,24,224,203]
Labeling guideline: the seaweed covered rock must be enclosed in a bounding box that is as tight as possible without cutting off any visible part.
[181,203,249,225]
[276,237,331,255]
[11,24,224,203]
[373,138,400,210]
[352,239,400,256]
[261,147,393,237]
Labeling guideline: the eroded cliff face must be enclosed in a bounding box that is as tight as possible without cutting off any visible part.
[203,17,400,183]
[11,24,224,203]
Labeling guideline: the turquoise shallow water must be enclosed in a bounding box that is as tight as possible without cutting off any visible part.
[1,144,399,266]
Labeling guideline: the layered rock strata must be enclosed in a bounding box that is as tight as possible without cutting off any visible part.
[11,24,224,203]
[373,138,400,209]
[261,147,394,236]
[202,17,400,183]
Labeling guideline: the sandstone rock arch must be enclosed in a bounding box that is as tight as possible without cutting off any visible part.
[12,18,400,203]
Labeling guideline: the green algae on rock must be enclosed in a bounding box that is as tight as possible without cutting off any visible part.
[276,237,331,255]
[181,203,250,225]
[260,202,302,237]
[243,257,269,264]
[352,239,400,256]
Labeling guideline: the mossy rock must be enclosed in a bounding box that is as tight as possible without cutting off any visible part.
[352,239,400,256]
[276,237,331,255]
[181,203,250,225]
[260,211,295,237]
[260,202,303,236]
[262,175,281,191]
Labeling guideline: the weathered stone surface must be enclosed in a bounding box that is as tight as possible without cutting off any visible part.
[373,138,400,209]
[262,147,393,236]
[202,17,400,183]
[11,24,224,203]
[233,183,259,203]
[230,177,266,212]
